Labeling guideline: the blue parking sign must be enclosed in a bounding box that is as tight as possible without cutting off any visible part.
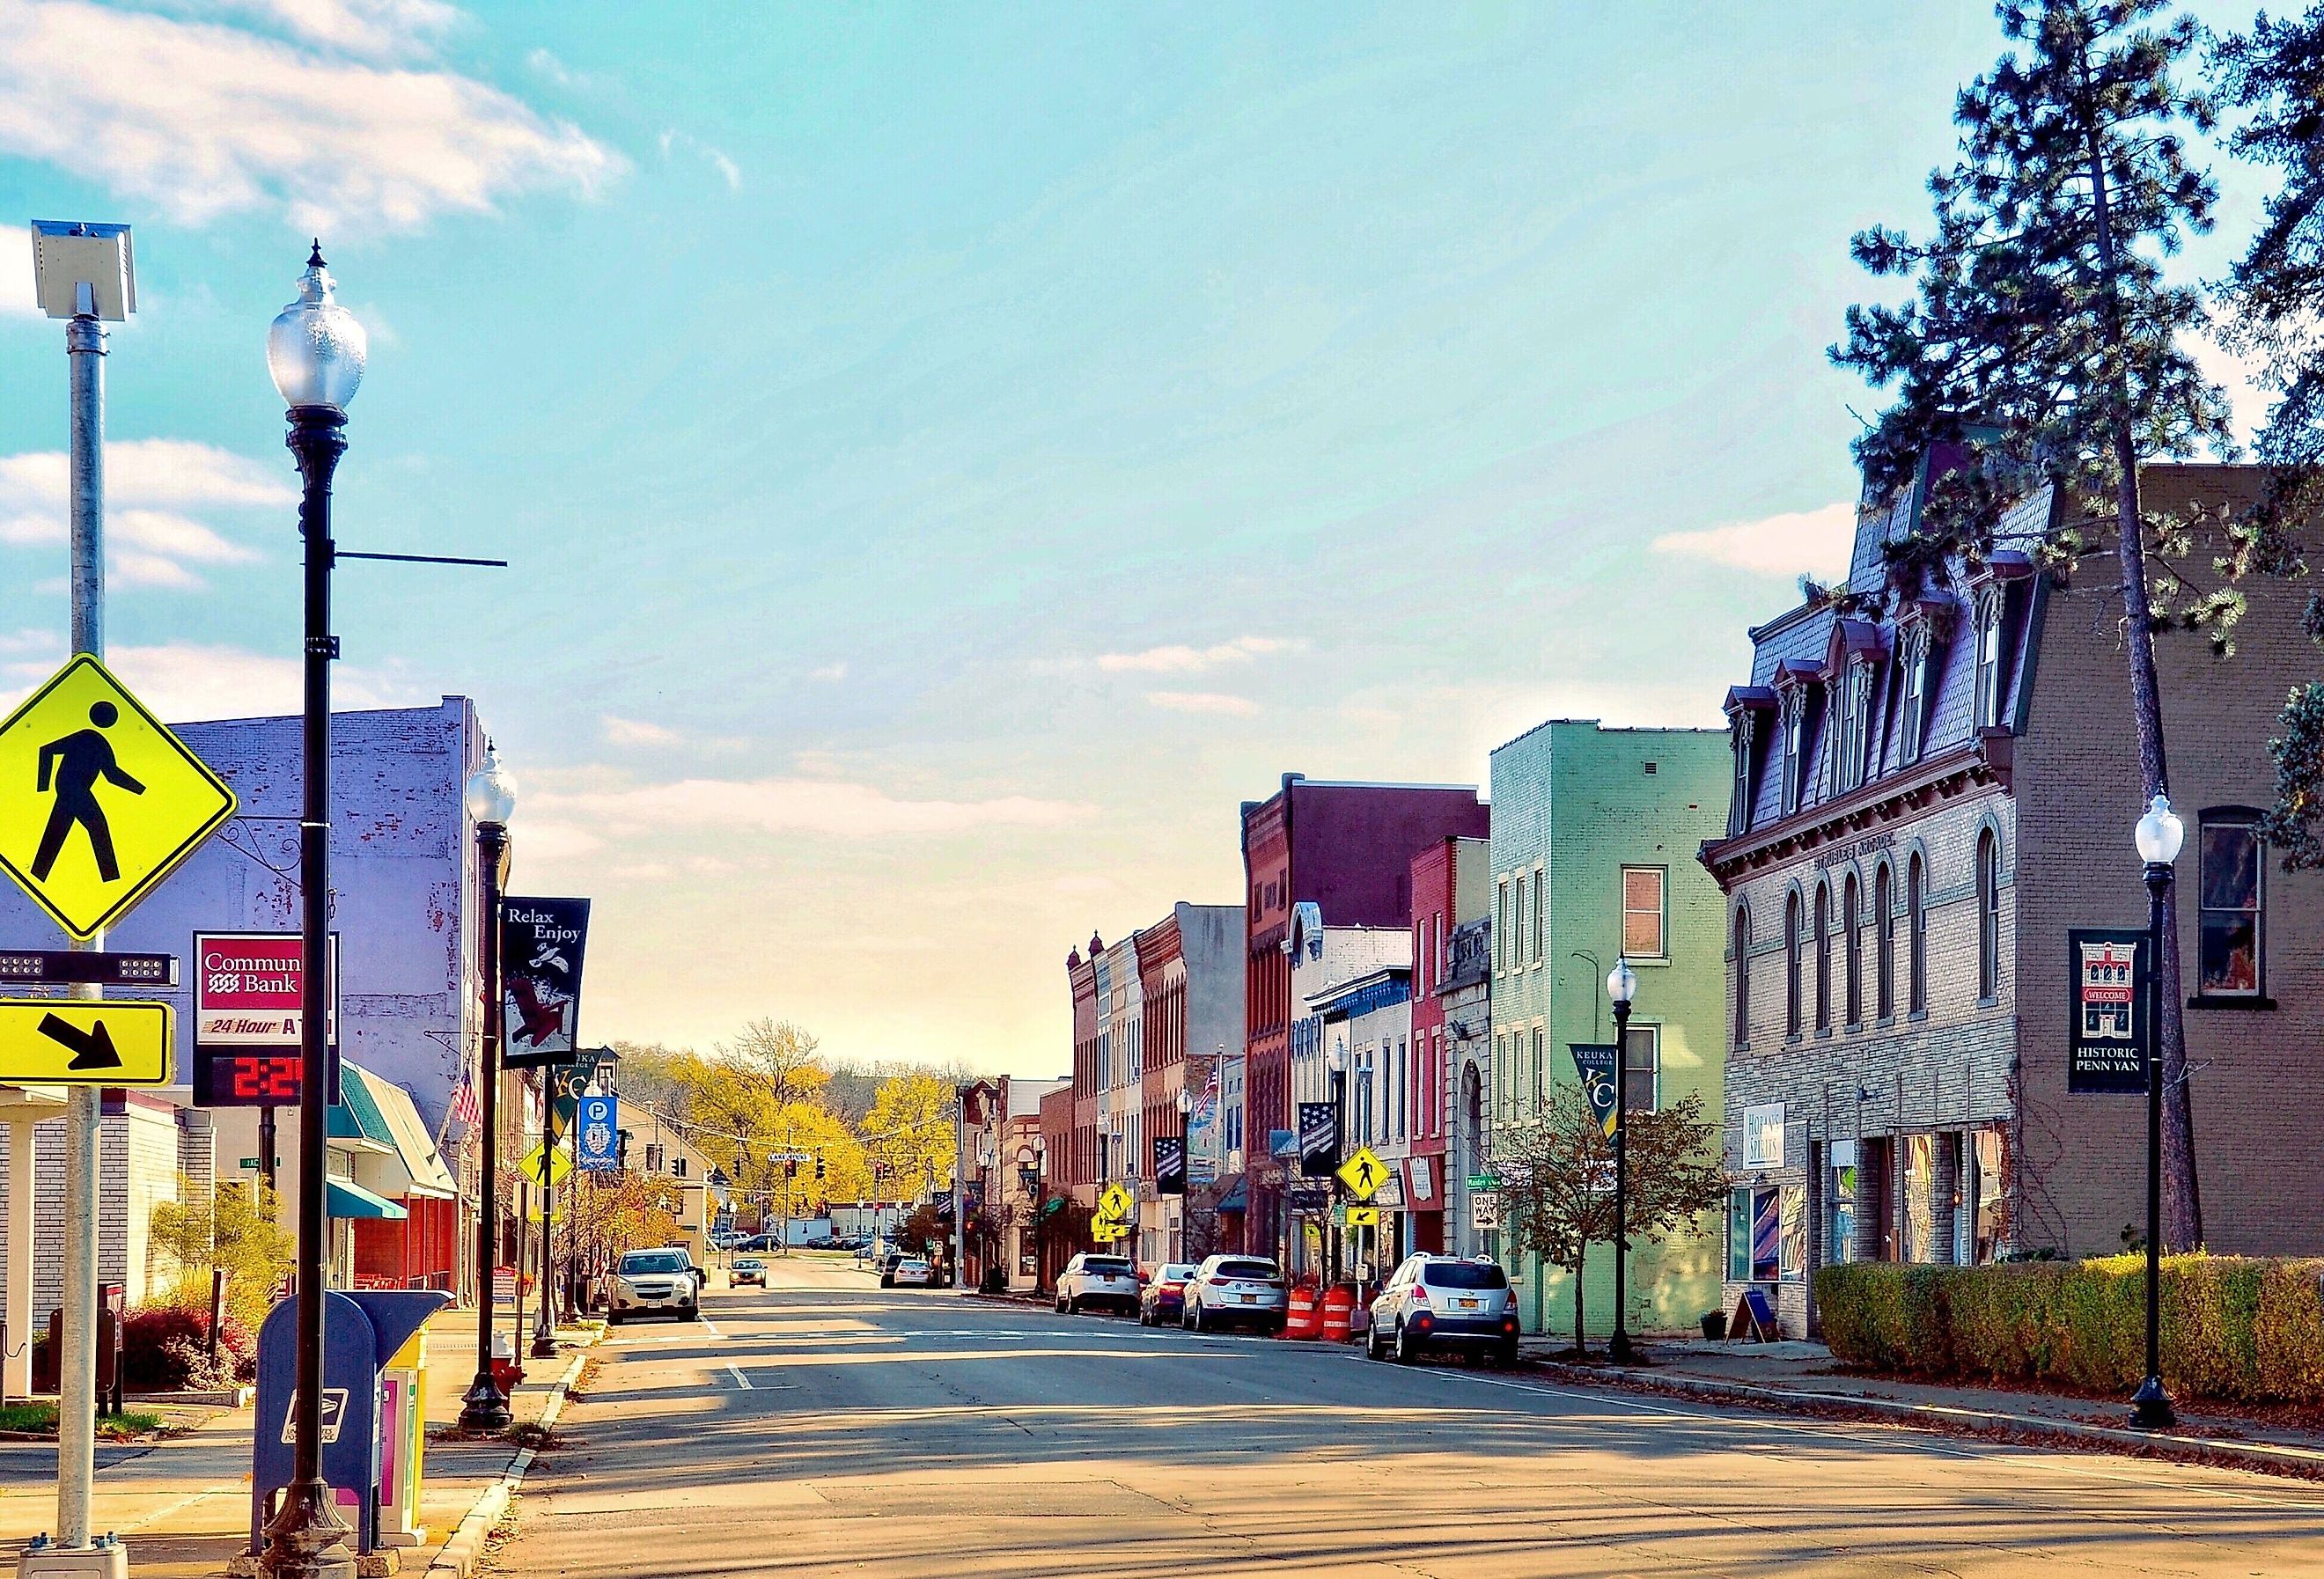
[577,1094,619,1170]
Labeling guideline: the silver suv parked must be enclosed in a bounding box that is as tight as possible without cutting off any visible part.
[1367,1254,1518,1363]
[1055,1252,1140,1314]
[1181,1254,1288,1334]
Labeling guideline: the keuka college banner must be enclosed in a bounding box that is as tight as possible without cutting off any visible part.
[2067,926,2148,1094]
[501,897,591,1069]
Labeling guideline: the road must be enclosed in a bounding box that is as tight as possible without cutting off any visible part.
[493,1258,2324,1576]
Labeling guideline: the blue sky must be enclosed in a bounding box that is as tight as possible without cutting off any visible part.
[0,1,2269,1074]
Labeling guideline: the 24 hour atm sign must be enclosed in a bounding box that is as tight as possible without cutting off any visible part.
[195,933,337,1047]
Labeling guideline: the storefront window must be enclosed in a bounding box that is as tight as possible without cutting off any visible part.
[1901,1134,1934,1263]
[1780,1186,1806,1281]
[1729,1186,1783,1282]
[1974,1129,2005,1264]
[1828,1140,1857,1266]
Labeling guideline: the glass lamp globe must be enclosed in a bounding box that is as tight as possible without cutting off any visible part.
[1607,957,1640,1009]
[1178,1088,1194,1115]
[464,744,518,827]
[2135,794,2185,866]
[267,242,367,411]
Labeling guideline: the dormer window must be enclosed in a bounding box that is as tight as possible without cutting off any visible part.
[1780,689,1806,817]
[1835,659,1876,793]
[1730,714,1754,835]
[1973,586,2004,730]
[1899,624,1931,766]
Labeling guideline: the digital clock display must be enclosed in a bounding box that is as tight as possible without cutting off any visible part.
[192,1050,306,1107]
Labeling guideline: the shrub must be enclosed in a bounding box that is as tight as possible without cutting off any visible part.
[1815,1255,2324,1404]
[121,1304,255,1391]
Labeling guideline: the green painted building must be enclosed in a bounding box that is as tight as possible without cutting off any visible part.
[1485,720,1729,1339]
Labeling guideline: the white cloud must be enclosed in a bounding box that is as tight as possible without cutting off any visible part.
[1146,690,1259,716]
[1097,635,1293,674]
[1651,503,1857,580]
[0,3,621,235]
[601,715,683,748]
[658,129,740,191]
[194,0,460,60]
[809,661,848,682]
[0,635,423,720]
[0,228,36,319]
[0,437,289,589]
[530,775,1093,841]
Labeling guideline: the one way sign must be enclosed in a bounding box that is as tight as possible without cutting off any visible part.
[0,999,172,1085]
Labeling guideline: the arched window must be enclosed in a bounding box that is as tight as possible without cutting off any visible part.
[1844,871,1863,1027]
[1732,902,1752,1047]
[1908,853,1929,1014]
[1875,862,1894,1019]
[1813,882,1832,1032]
[1785,891,1804,1037]
[1978,829,2002,1001]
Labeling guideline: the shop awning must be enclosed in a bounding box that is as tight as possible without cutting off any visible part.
[1216,1178,1247,1213]
[1041,1196,1067,1217]
[349,1064,458,1201]
[327,1179,408,1221]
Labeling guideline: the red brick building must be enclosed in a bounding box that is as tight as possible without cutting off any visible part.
[1406,834,1489,1255]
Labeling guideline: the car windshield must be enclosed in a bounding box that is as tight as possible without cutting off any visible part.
[1216,1260,1280,1282]
[900,1259,928,1269]
[1157,1264,1198,1281]
[1083,1258,1135,1276]
[1421,1260,1510,1290]
[734,1260,762,1268]
[619,1252,689,1275]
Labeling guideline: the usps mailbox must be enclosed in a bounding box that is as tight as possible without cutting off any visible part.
[250,1289,448,1559]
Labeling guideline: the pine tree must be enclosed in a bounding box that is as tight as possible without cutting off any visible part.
[1833,0,2229,1250]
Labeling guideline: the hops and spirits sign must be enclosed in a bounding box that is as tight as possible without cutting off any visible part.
[2067,927,2148,1094]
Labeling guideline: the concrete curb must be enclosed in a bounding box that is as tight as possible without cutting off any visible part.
[1520,1358,2324,1481]
[421,1346,590,1579]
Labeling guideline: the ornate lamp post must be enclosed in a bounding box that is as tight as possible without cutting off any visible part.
[2132,795,2182,1429]
[1607,957,1638,1366]
[1175,1087,1194,1261]
[259,242,366,1579]
[458,745,518,1432]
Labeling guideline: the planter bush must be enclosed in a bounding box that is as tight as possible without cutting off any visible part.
[121,1304,255,1391]
[1814,1255,2324,1404]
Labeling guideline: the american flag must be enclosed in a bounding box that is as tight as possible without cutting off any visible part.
[447,1071,481,1129]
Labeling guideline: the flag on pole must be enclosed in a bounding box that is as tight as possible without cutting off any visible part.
[447,1070,481,1129]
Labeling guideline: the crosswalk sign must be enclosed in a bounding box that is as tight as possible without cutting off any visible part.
[1336,1146,1389,1201]
[518,1142,571,1187]
[1097,1180,1134,1223]
[0,656,235,940]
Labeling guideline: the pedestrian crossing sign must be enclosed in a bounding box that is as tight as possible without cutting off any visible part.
[0,655,235,940]
[1098,1180,1135,1223]
[1336,1146,1388,1201]
[519,1142,571,1187]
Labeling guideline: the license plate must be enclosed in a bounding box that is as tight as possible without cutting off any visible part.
[1239,1294,1256,1304]
[1458,1298,1479,1310]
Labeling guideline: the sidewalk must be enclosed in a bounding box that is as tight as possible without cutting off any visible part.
[1516,1333,2324,1478]
[0,1304,596,1578]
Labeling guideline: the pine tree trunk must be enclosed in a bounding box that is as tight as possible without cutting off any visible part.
[2086,87,2204,1251]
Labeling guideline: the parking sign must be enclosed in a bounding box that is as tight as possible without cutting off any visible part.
[577,1094,619,1171]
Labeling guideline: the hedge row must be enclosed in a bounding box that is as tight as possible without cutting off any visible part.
[1813,1254,2324,1404]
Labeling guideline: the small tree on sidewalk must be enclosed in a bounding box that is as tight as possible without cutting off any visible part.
[148,1177,293,1331]
[1490,1088,1725,1354]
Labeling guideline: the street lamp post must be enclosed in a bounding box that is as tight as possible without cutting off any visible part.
[1607,958,1638,1366]
[257,243,366,1579]
[458,746,517,1433]
[1175,1086,1194,1261]
[2132,795,2182,1430]
[532,1070,558,1360]
[1324,1046,1346,1284]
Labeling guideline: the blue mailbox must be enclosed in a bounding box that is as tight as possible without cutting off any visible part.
[251,1289,449,1558]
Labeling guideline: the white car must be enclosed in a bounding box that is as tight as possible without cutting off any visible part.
[1055,1252,1140,1316]
[609,1248,700,1324]
[890,1257,935,1288]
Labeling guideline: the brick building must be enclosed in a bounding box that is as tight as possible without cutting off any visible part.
[1133,903,1243,1265]
[1703,459,2324,1338]
[1234,775,1489,1260]
[1284,904,1408,1276]
[1410,836,1489,1256]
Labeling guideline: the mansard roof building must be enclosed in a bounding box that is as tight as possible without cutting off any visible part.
[1700,454,2324,1338]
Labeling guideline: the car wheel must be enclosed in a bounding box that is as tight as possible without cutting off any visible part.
[1493,1340,1519,1369]
[607,1311,623,1326]
[1188,1301,1204,1333]
[1394,1322,1417,1363]
[1067,1296,1080,1316]
[1055,1296,1068,1315]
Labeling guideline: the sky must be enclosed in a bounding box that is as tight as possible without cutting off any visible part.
[0,1,2276,1076]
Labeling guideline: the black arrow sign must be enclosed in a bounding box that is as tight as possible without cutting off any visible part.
[37,1013,122,1071]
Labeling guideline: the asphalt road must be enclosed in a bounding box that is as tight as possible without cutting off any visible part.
[491,1258,2324,1577]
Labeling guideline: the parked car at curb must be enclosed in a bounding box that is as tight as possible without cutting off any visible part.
[890,1257,936,1288]
[1055,1252,1140,1315]
[879,1250,908,1288]
[1139,1263,1199,1326]
[1181,1255,1288,1333]
[1366,1254,1519,1364]
[609,1248,701,1325]
[731,1257,768,1288]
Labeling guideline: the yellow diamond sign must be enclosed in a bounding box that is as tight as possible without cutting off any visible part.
[1097,1180,1135,1224]
[0,656,235,940]
[1337,1146,1389,1201]
[519,1142,572,1188]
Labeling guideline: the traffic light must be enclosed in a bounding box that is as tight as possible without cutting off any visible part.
[785,1158,798,1179]
[814,1156,826,1182]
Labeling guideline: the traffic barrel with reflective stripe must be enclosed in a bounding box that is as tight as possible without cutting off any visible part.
[1320,1283,1356,1342]
[1283,1284,1320,1339]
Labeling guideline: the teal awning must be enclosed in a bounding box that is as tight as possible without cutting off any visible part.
[327,1179,408,1221]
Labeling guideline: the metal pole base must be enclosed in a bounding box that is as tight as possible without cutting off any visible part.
[1607,1331,1636,1365]
[457,1373,511,1434]
[2130,1374,2175,1431]
[529,1319,557,1361]
[18,1534,127,1579]
[256,1480,357,1579]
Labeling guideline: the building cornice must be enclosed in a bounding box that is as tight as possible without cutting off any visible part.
[1697,733,2011,888]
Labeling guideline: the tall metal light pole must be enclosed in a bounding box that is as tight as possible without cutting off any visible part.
[532,1073,558,1360]
[1175,1086,1193,1262]
[1325,1046,1346,1284]
[1607,958,1638,1366]
[459,747,517,1432]
[2132,795,2182,1430]
[25,217,134,1579]
[261,241,366,1579]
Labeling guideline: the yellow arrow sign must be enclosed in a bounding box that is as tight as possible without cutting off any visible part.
[1346,1206,1379,1229]
[518,1142,571,1187]
[1336,1146,1389,1201]
[0,657,236,940]
[0,1000,173,1086]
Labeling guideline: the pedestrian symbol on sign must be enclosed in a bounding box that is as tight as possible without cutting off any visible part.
[1336,1146,1388,1202]
[33,701,144,884]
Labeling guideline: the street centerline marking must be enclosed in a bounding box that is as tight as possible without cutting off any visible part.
[728,1362,752,1390]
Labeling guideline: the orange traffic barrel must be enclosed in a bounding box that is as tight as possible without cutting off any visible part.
[1320,1283,1356,1342]
[1283,1284,1321,1339]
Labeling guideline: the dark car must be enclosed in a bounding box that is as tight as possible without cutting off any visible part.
[879,1250,907,1289]
[1138,1263,1199,1326]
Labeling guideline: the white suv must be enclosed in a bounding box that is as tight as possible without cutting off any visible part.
[1055,1252,1140,1315]
[610,1248,700,1325]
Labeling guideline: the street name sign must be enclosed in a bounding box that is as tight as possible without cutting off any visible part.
[0,999,172,1085]
[0,655,235,940]
[518,1142,572,1187]
[1336,1146,1388,1201]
